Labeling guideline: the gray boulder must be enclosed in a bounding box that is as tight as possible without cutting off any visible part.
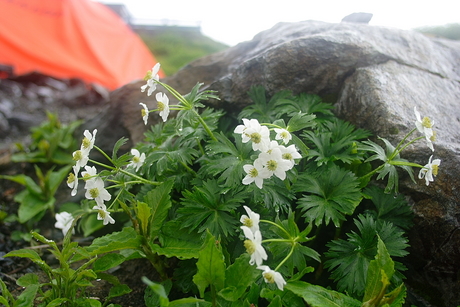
[106,20,460,306]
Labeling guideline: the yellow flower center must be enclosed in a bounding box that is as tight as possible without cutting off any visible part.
[248,167,258,178]
[144,71,153,81]
[158,101,165,111]
[249,132,262,144]
[432,164,439,176]
[133,156,140,163]
[280,131,289,139]
[242,217,253,228]
[244,240,256,255]
[422,117,432,128]
[282,153,292,160]
[67,172,75,184]
[266,159,278,171]
[89,188,99,199]
[83,173,91,181]
[141,108,147,117]
[98,209,106,219]
[263,272,275,284]
[430,130,437,142]
[82,137,91,150]
[73,150,82,161]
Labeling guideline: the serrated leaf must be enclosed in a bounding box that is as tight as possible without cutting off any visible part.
[193,232,226,298]
[93,253,126,272]
[112,137,129,161]
[296,165,361,227]
[287,112,316,132]
[16,273,39,287]
[285,281,361,307]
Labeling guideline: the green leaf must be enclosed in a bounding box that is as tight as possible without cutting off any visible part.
[4,249,43,263]
[142,277,169,307]
[136,201,151,237]
[285,281,361,307]
[218,254,258,301]
[48,165,72,196]
[111,137,129,161]
[86,227,143,256]
[324,214,409,298]
[16,273,39,287]
[151,220,205,259]
[143,180,174,239]
[46,298,71,307]
[287,112,317,132]
[295,165,362,227]
[93,253,127,272]
[267,295,282,307]
[15,284,39,307]
[17,193,54,223]
[362,236,394,304]
[107,284,132,300]
[192,232,226,298]
[177,179,244,240]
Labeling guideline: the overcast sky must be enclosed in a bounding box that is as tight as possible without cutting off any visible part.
[102,0,460,46]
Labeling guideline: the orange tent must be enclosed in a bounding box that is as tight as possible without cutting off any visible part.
[0,0,164,90]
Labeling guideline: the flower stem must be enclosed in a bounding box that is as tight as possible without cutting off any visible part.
[118,168,161,185]
[275,242,296,271]
[260,219,291,238]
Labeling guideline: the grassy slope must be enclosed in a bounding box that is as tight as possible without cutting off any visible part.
[137,27,229,76]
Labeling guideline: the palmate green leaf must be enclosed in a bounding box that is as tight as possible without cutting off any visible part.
[286,112,317,132]
[201,132,252,187]
[177,179,245,240]
[193,231,226,298]
[285,281,361,307]
[238,86,294,122]
[250,177,295,213]
[296,165,362,227]
[363,185,413,230]
[324,214,409,298]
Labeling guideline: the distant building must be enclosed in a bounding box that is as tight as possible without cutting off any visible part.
[102,3,201,33]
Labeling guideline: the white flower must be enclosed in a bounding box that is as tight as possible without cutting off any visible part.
[55,212,75,236]
[255,147,292,180]
[242,159,270,189]
[141,63,161,96]
[72,149,89,169]
[128,149,146,172]
[241,226,267,266]
[235,119,270,152]
[257,265,286,291]
[274,128,292,144]
[414,106,435,151]
[85,177,111,207]
[140,103,149,125]
[80,129,97,155]
[419,155,441,186]
[156,92,170,122]
[240,206,260,233]
[92,204,115,225]
[67,165,79,196]
[81,165,98,188]
[279,144,302,168]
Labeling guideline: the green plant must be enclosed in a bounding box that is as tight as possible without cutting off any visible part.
[4,63,440,306]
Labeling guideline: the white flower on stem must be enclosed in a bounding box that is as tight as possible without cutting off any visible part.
[72,149,89,169]
[241,226,267,266]
[279,144,302,168]
[235,119,270,152]
[85,177,111,207]
[156,92,170,122]
[81,165,98,188]
[92,204,115,225]
[67,166,79,196]
[257,265,286,291]
[274,128,292,144]
[414,106,435,151]
[242,159,270,189]
[55,212,75,236]
[128,149,146,172]
[140,63,161,96]
[419,155,441,186]
[80,129,97,155]
[240,205,260,233]
[140,103,149,125]
[255,147,292,180]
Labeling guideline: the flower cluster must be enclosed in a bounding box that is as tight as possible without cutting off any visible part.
[58,130,147,235]
[139,63,170,123]
[240,206,286,290]
[235,119,301,189]
[414,107,441,185]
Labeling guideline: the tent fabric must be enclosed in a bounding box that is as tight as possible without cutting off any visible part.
[0,0,164,90]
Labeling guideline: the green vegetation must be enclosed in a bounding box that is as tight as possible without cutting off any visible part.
[415,23,460,40]
[137,27,229,76]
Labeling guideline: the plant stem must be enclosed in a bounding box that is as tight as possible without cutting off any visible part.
[260,219,291,238]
